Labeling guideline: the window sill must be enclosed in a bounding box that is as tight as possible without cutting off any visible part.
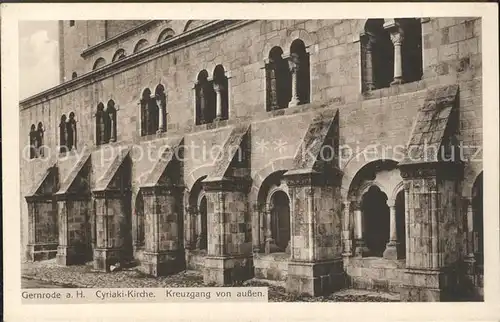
[95,140,120,149]
[361,79,425,101]
[58,149,79,158]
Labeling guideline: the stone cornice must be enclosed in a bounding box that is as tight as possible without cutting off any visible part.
[20,20,254,110]
[25,195,54,203]
[399,161,463,180]
[202,176,252,192]
[92,189,131,199]
[81,21,160,58]
[140,184,184,196]
[54,192,91,201]
[284,168,342,187]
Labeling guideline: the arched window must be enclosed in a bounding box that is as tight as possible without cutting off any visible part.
[36,122,44,157]
[195,70,216,125]
[59,114,68,153]
[361,18,422,92]
[362,19,394,90]
[157,28,175,43]
[188,177,208,251]
[290,39,310,105]
[266,46,291,111]
[155,84,167,133]
[66,112,76,151]
[71,72,78,79]
[399,18,423,83]
[29,124,37,159]
[213,65,229,121]
[112,49,126,62]
[93,57,107,70]
[140,88,160,136]
[105,100,117,142]
[133,39,149,53]
[95,103,106,145]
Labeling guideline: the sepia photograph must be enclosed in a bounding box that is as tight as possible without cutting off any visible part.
[2,3,499,321]
[17,16,487,302]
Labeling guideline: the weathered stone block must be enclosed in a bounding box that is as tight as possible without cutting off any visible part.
[287,259,344,296]
[203,256,253,285]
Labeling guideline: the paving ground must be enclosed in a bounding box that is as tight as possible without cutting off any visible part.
[22,259,399,302]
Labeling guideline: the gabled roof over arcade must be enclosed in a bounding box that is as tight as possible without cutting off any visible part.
[141,136,184,188]
[400,84,459,165]
[25,163,59,200]
[93,147,131,192]
[204,124,251,183]
[55,149,92,197]
[287,108,340,175]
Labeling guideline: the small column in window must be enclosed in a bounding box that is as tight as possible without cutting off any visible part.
[288,53,300,107]
[387,23,404,85]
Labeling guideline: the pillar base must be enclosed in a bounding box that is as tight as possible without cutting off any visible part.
[288,98,300,108]
[203,256,253,285]
[141,251,183,277]
[56,246,88,265]
[463,255,476,275]
[383,242,402,260]
[93,248,122,272]
[400,267,458,302]
[286,259,345,296]
[354,240,369,257]
[390,78,403,85]
[26,243,58,262]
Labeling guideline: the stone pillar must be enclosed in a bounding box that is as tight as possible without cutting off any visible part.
[141,185,183,276]
[156,97,165,133]
[390,29,404,85]
[284,170,344,296]
[383,201,401,260]
[213,84,223,120]
[108,115,116,142]
[363,34,376,91]
[267,62,278,110]
[399,163,462,302]
[202,177,253,285]
[251,203,261,253]
[342,201,352,257]
[92,189,132,272]
[353,201,369,257]
[264,204,275,254]
[288,53,300,107]
[56,196,91,265]
[463,198,476,273]
[184,205,197,250]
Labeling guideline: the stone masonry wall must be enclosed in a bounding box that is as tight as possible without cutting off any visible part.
[20,18,482,262]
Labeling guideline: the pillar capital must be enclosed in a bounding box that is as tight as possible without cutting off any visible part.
[213,83,225,93]
[387,198,396,208]
[350,200,361,211]
[389,30,404,46]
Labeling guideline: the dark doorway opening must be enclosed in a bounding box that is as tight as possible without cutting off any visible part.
[270,191,291,252]
[395,190,406,258]
[362,185,390,257]
[135,191,145,247]
[198,196,208,250]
